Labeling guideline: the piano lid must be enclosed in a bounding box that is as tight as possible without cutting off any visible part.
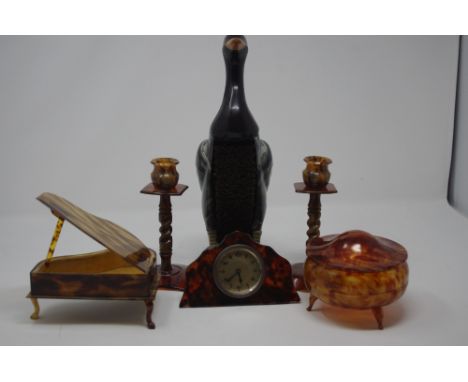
[37,192,154,273]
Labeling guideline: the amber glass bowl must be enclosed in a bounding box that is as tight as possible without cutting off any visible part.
[304,230,409,329]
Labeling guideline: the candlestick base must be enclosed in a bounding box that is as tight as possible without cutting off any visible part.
[292,262,308,292]
[157,264,186,291]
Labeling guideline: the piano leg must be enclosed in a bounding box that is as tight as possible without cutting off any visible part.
[145,299,155,329]
[30,297,40,320]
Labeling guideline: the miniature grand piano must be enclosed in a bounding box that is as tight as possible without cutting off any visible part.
[28,192,159,329]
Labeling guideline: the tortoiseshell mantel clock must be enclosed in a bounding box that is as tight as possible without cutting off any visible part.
[180,231,300,307]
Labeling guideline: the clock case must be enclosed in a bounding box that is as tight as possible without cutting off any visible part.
[180,231,300,307]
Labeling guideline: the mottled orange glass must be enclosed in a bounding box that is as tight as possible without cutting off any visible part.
[304,230,409,329]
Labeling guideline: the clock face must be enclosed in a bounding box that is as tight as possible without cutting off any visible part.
[213,244,264,299]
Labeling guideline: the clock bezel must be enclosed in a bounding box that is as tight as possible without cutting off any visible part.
[213,244,265,299]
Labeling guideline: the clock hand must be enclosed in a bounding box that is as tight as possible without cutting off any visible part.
[236,269,243,283]
[224,272,238,282]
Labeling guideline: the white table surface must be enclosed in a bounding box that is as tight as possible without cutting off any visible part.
[1,197,467,345]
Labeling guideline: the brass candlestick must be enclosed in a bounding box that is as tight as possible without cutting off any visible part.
[292,156,337,292]
[141,158,188,291]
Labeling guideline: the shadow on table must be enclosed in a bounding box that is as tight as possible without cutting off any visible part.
[4,284,178,330]
[307,299,406,330]
[28,299,148,327]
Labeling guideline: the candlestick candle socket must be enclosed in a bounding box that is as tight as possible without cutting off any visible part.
[302,156,332,189]
[151,157,179,190]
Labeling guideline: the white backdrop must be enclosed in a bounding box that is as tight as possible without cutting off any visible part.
[0,36,459,215]
[450,36,468,216]
[1,36,466,345]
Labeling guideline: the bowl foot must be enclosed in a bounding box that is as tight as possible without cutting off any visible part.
[306,294,318,311]
[372,306,384,330]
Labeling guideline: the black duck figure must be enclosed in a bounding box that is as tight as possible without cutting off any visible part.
[196,35,273,245]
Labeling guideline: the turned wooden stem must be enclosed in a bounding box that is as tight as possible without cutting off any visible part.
[306,194,321,248]
[159,195,173,273]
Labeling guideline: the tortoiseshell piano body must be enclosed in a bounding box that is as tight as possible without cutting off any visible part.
[28,193,159,329]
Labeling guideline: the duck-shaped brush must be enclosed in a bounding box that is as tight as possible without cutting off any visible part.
[196,35,272,245]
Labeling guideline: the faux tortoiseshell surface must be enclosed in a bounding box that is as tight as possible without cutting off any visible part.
[305,260,408,309]
[307,230,408,272]
[37,192,153,272]
[180,231,300,307]
[30,250,157,299]
[304,230,409,309]
[140,183,189,196]
[29,193,159,328]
